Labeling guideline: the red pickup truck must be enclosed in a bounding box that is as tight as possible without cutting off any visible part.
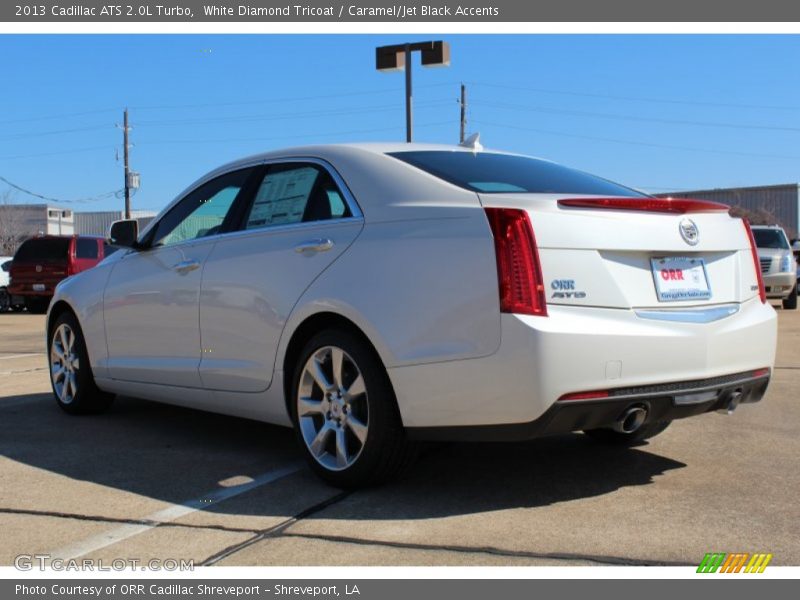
[8,235,114,313]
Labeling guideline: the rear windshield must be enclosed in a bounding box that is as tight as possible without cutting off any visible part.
[753,229,789,250]
[13,238,70,263]
[388,151,645,197]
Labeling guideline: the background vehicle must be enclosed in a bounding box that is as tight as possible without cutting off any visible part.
[751,225,797,309]
[0,257,12,311]
[9,235,111,314]
[45,144,777,488]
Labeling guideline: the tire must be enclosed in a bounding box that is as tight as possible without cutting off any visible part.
[584,420,672,446]
[48,311,114,415]
[290,329,415,489]
[783,285,797,309]
[0,288,9,312]
[26,297,50,314]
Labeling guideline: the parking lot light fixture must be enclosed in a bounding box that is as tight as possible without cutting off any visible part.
[375,41,451,142]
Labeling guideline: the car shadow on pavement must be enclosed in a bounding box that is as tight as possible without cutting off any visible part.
[0,393,686,519]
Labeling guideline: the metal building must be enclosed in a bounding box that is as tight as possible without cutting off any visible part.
[73,210,156,237]
[0,203,75,238]
[657,184,800,239]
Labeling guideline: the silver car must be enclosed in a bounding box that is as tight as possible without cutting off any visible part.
[751,225,797,310]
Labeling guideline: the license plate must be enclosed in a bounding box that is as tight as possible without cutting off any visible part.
[32,284,45,292]
[651,257,711,302]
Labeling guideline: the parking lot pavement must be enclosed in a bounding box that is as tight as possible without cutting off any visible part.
[1,307,798,567]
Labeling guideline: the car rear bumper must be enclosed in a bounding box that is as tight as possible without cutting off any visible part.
[407,369,770,441]
[388,297,776,434]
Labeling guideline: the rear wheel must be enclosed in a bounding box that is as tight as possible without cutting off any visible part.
[584,420,672,446]
[0,288,8,312]
[48,311,114,414]
[26,297,50,314]
[290,329,415,488]
[783,285,797,309]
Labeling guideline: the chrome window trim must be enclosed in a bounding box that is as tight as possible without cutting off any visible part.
[138,156,363,252]
[634,303,740,324]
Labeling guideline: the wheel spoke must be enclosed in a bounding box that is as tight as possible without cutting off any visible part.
[72,356,80,371]
[309,357,333,392]
[345,374,365,399]
[67,372,77,400]
[58,327,70,354]
[51,364,64,381]
[346,416,368,444]
[309,422,332,457]
[335,427,348,468]
[331,347,344,389]
[298,396,323,417]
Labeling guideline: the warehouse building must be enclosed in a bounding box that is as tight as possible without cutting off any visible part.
[657,184,800,239]
[73,210,156,237]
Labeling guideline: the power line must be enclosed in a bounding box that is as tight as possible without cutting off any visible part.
[129,82,459,111]
[138,120,455,146]
[0,145,117,161]
[0,108,120,126]
[0,124,112,142]
[0,175,122,204]
[471,100,800,133]
[472,119,800,161]
[466,81,800,112]
[134,99,452,127]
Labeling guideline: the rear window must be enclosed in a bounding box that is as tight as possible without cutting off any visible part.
[13,238,70,263]
[388,151,645,197]
[76,238,98,259]
[753,229,789,250]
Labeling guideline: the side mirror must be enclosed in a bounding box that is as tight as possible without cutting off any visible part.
[108,219,139,249]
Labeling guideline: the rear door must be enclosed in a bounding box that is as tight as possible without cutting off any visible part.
[103,167,258,388]
[198,160,363,392]
[73,237,100,274]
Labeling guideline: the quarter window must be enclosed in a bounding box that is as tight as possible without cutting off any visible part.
[243,163,352,231]
[150,168,253,248]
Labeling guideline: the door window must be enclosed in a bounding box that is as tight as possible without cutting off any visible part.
[149,168,254,248]
[243,163,352,231]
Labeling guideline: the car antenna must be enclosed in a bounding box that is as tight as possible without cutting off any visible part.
[459,132,483,152]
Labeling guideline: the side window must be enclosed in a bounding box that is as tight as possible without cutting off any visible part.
[243,163,352,231]
[76,238,98,259]
[149,168,253,248]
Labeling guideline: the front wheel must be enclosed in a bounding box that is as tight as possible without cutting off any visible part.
[49,312,114,414]
[783,285,797,309]
[584,420,672,446]
[290,330,415,488]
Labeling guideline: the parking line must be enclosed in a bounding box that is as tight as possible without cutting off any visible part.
[0,353,43,360]
[47,463,303,560]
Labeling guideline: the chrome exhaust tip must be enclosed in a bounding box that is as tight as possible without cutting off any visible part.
[717,389,744,415]
[613,406,648,434]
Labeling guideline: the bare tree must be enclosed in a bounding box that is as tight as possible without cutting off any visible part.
[728,205,780,226]
[0,190,24,255]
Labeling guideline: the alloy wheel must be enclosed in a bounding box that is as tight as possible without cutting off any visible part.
[50,323,80,405]
[297,345,369,471]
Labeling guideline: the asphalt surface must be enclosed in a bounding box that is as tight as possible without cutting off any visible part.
[0,305,798,567]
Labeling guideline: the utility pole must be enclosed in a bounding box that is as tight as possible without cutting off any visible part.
[459,83,467,144]
[123,108,131,219]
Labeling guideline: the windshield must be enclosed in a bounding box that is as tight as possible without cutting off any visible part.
[388,151,645,197]
[752,229,789,250]
[13,238,70,262]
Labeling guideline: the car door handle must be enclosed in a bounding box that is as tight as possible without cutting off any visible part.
[172,259,200,274]
[294,239,334,254]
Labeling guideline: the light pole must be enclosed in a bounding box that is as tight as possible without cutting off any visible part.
[375,41,450,142]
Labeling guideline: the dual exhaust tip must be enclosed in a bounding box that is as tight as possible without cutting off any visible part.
[613,388,745,433]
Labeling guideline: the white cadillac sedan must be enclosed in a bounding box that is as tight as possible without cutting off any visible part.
[46,143,777,487]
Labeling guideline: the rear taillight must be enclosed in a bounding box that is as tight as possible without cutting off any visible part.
[742,219,767,304]
[484,207,547,316]
[558,197,729,214]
